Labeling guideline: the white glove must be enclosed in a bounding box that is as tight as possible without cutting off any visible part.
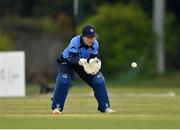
[78,58,87,66]
[85,57,101,75]
[79,58,101,75]
[78,58,94,74]
[83,64,94,74]
[89,57,101,70]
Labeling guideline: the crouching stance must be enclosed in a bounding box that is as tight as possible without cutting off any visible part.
[51,25,114,114]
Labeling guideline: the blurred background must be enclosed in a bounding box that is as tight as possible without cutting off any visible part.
[0,0,180,94]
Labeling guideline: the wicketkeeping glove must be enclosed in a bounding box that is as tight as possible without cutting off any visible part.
[89,57,101,74]
[78,57,101,75]
[89,57,101,70]
[78,58,92,74]
[78,58,87,66]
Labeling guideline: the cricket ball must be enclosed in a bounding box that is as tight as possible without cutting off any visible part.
[131,62,137,68]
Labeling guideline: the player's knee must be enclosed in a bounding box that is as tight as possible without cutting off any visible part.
[92,73,105,85]
[57,73,71,85]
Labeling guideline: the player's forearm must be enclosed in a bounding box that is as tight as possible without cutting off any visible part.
[68,52,80,64]
[87,54,98,62]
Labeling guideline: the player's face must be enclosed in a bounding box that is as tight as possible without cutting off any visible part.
[83,36,95,46]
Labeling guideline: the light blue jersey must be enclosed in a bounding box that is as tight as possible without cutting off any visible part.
[63,35,99,59]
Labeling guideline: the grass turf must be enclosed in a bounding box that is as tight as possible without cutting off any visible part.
[0,86,180,128]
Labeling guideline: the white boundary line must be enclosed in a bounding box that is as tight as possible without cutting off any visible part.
[110,91,176,97]
[68,92,176,97]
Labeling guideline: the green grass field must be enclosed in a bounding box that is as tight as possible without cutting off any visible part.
[0,85,180,129]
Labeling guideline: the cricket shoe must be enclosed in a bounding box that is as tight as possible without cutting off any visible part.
[52,108,61,114]
[105,108,115,113]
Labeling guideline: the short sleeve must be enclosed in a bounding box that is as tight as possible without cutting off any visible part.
[68,37,80,53]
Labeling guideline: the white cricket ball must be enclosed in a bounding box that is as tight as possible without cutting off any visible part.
[131,62,137,68]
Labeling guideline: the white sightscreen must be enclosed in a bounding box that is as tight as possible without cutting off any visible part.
[0,51,25,97]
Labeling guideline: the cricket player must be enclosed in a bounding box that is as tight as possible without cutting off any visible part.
[51,25,114,114]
